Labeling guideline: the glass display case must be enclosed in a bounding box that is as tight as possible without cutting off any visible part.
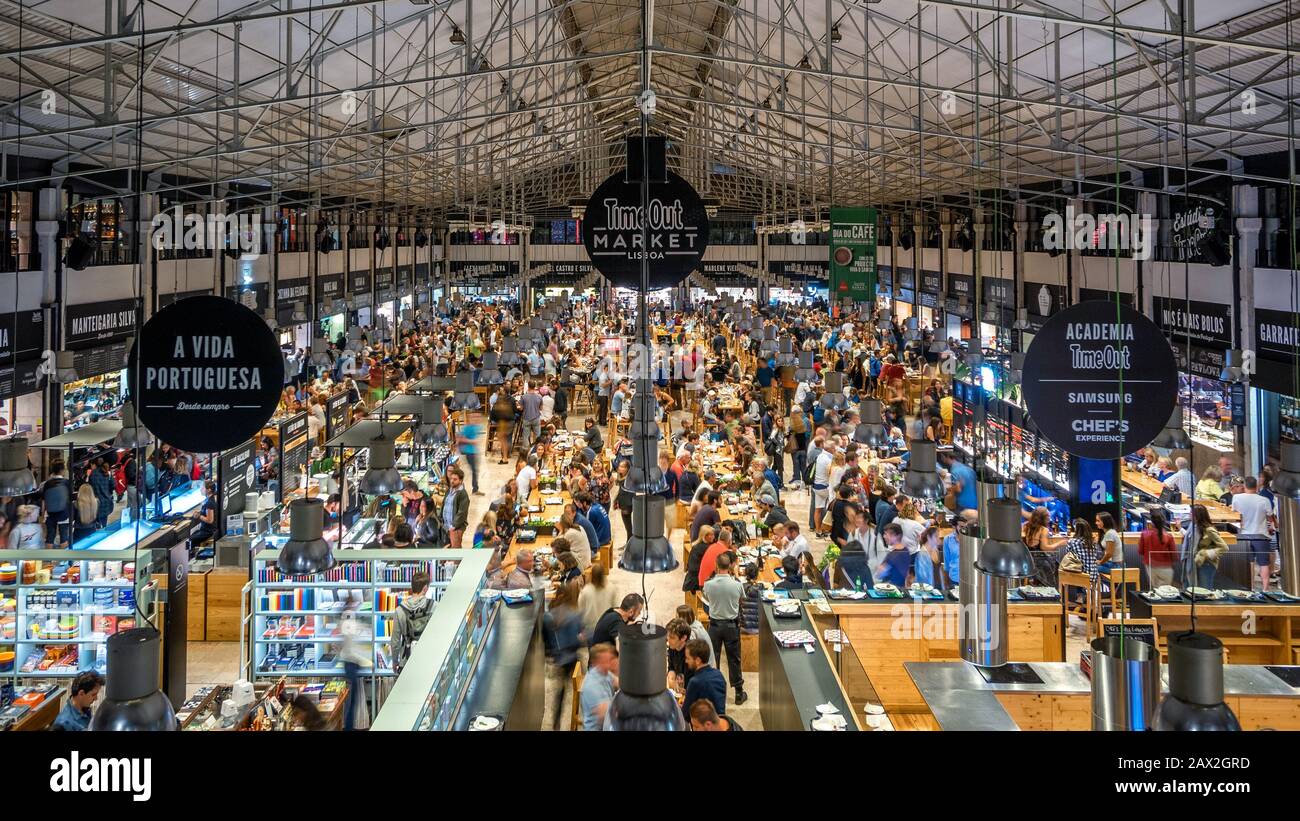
[1,549,155,685]
[248,550,460,680]
[1179,374,1235,453]
[414,592,497,731]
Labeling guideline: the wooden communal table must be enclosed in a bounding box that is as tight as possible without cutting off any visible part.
[828,599,1065,717]
[1121,465,1240,525]
[1129,595,1300,666]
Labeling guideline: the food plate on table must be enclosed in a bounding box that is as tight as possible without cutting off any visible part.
[501,589,533,604]
[1184,586,1224,601]
[1226,589,1265,601]
[827,589,867,600]
[1266,590,1300,603]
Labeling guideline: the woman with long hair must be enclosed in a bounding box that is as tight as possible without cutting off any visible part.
[1022,507,1056,550]
[1061,518,1103,584]
[541,579,584,730]
[1138,509,1177,588]
[1191,504,1228,589]
[73,484,99,542]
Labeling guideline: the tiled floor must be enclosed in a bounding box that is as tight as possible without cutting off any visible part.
[185,410,841,728]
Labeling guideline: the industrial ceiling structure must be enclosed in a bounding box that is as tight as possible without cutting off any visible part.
[0,0,1297,223]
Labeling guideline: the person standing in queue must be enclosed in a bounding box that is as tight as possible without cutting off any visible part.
[701,553,748,706]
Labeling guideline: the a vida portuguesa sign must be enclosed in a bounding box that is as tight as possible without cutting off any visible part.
[582,159,709,289]
[1021,301,1178,460]
[132,295,284,453]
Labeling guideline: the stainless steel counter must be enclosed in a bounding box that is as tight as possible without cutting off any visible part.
[758,602,859,731]
[906,661,1300,731]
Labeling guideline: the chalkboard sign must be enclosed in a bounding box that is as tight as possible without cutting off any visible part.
[1100,618,1157,648]
[278,411,311,502]
[1230,382,1247,428]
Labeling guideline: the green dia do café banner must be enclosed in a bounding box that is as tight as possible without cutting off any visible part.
[828,206,878,306]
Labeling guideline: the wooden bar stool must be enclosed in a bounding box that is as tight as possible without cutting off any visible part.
[1059,569,1098,638]
[1103,567,1142,619]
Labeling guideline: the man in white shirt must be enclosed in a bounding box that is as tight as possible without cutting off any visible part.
[1162,456,1195,500]
[1232,476,1277,590]
[896,516,927,555]
[793,380,810,409]
[540,388,555,422]
[516,454,538,502]
[781,521,810,560]
[811,440,834,533]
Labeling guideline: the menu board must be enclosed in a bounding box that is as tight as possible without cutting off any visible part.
[217,439,258,536]
[277,412,311,502]
[325,391,351,440]
[72,341,130,379]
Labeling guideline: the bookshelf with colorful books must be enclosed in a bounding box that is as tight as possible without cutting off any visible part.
[247,550,461,681]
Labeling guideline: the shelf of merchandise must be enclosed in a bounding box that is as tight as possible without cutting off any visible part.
[0,549,156,686]
[367,549,497,731]
[246,549,474,683]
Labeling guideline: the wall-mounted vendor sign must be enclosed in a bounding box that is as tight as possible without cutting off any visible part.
[132,295,284,453]
[1021,300,1178,460]
[65,299,139,349]
[582,165,709,289]
[829,207,877,303]
[349,268,371,295]
[1151,296,1232,349]
[920,269,943,295]
[1021,282,1068,331]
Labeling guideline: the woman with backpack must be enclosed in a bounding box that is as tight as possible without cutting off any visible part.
[788,406,808,489]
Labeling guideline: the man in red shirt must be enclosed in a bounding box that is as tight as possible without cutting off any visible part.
[697,527,736,589]
[880,354,906,385]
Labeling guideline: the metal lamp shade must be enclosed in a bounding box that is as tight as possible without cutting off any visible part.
[499,335,526,366]
[620,495,678,574]
[1151,408,1192,450]
[89,628,178,731]
[0,437,36,495]
[449,371,481,411]
[1091,634,1161,731]
[974,498,1034,578]
[477,352,505,385]
[794,350,817,382]
[1218,349,1245,383]
[981,303,1000,323]
[359,435,403,495]
[277,498,337,576]
[819,372,848,410]
[605,624,685,730]
[1154,632,1240,731]
[1273,441,1300,498]
[309,336,332,368]
[776,335,798,366]
[903,439,945,499]
[1007,352,1026,385]
[759,325,779,355]
[418,395,449,445]
[1012,308,1031,330]
[748,324,764,344]
[928,337,947,354]
[876,309,893,332]
[54,350,80,383]
[112,402,154,450]
[345,327,364,352]
[853,398,890,447]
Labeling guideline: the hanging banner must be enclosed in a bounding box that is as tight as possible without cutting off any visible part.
[1021,300,1178,460]
[132,295,284,453]
[828,207,877,305]
[582,169,710,289]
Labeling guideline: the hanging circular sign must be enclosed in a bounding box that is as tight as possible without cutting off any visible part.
[582,169,710,289]
[1021,300,1178,460]
[131,295,284,453]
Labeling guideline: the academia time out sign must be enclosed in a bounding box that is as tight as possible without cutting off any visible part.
[582,170,709,289]
[829,207,877,304]
[1021,301,1178,460]
[133,295,284,453]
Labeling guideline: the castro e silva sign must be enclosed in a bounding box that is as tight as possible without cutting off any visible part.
[582,170,709,289]
[132,295,284,453]
[1021,301,1177,460]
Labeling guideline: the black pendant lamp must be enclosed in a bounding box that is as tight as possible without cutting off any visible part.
[477,351,505,385]
[854,398,890,448]
[278,497,337,576]
[1274,441,1300,497]
[819,371,849,410]
[89,628,178,731]
[974,497,1034,578]
[620,495,677,573]
[605,624,686,730]
[775,335,798,366]
[1152,407,1192,450]
[112,402,154,450]
[418,395,449,445]
[448,370,481,411]
[794,350,817,382]
[903,439,945,500]
[1154,631,1240,731]
[360,434,403,495]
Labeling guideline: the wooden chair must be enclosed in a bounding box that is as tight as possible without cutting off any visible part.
[1102,567,1141,619]
[1059,569,1097,638]
[570,665,584,730]
[572,384,593,414]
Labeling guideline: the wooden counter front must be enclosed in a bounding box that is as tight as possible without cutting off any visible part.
[1131,599,1300,665]
[830,600,1064,715]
